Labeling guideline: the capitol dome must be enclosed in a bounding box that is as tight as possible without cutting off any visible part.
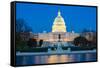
[52,10,67,32]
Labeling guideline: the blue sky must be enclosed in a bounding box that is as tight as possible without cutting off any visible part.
[16,3,97,33]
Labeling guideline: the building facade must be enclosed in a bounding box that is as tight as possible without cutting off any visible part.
[33,10,79,42]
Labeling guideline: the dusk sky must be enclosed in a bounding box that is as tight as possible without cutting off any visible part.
[16,3,97,33]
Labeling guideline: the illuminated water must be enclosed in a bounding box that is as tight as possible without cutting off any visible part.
[16,53,97,65]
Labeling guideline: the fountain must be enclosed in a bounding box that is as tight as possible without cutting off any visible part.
[67,48,71,52]
[48,47,52,53]
[56,42,63,52]
[55,34,63,52]
[48,34,71,53]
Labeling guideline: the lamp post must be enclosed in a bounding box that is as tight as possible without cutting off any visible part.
[58,34,61,42]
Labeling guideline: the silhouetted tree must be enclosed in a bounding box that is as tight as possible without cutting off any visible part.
[39,39,43,47]
[82,28,96,33]
[81,31,97,49]
[27,38,37,47]
[73,36,88,47]
[87,33,97,49]
[24,25,32,32]
[32,38,37,47]
[16,32,21,44]
[16,19,24,32]
[16,19,32,32]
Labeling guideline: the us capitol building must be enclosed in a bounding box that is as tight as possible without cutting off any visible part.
[31,10,79,43]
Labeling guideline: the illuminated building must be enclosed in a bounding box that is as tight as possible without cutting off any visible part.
[34,10,79,42]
